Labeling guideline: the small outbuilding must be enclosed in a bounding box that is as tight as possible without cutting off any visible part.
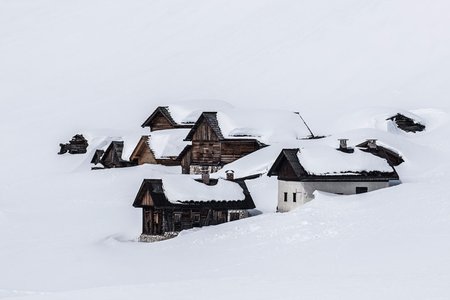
[141,106,193,131]
[91,141,136,169]
[132,176,255,241]
[268,144,399,212]
[356,139,404,167]
[386,113,425,133]
[129,129,190,166]
[58,134,88,154]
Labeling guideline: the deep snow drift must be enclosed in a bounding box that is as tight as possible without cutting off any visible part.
[1,1,450,299]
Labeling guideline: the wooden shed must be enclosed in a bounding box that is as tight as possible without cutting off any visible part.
[141,106,193,131]
[132,177,255,239]
[386,113,426,133]
[58,134,89,154]
[129,129,190,166]
[91,141,136,169]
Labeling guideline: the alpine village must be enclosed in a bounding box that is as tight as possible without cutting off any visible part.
[58,101,425,242]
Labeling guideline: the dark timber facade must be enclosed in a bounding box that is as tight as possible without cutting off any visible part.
[133,179,255,237]
[91,141,136,169]
[387,113,426,133]
[180,112,265,174]
[141,106,193,132]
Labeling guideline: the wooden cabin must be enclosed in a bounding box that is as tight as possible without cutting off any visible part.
[91,141,136,169]
[180,112,266,174]
[141,106,193,131]
[386,113,425,133]
[132,177,255,240]
[356,139,404,167]
[58,134,88,154]
[129,130,190,166]
[268,145,399,212]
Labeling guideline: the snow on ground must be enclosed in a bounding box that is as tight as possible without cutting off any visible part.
[2,0,450,299]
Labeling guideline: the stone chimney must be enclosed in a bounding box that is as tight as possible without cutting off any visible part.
[339,139,348,150]
[225,170,235,181]
[337,138,354,153]
[201,173,210,185]
[367,139,377,149]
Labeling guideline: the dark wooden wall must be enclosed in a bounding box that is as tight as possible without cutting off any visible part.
[142,207,229,235]
[189,118,262,167]
[150,113,174,131]
[221,140,260,164]
[277,158,301,181]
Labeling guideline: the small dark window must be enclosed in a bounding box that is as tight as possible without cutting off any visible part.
[284,192,288,202]
[174,213,181,223]
[229,212,240,221]
[356,187,368,194]
[293,193,297,202]
[193,213,200,224]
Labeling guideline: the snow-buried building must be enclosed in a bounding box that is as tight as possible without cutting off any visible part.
[268,145,399,212]
[129,129,190,166]
[133,176,255,241]
[179,109,313,174]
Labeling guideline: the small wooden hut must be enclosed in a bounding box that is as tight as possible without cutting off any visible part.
[133,176,255,239]
[58,134,89,154]
[386,113,425,133]
[91,141,136,169]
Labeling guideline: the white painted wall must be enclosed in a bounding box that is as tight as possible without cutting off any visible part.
[277,181,310,213]
[277,180,390,212]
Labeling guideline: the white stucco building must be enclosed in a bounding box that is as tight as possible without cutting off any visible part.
[268,143,400,212]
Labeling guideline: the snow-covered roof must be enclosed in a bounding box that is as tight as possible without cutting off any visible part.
[162,176,245,203]
[185,109,312,144]
[164,99,234,124]
[148,129,190,159]
[298,145,394,175]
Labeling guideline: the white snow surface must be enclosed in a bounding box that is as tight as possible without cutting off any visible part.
[162,176,245,203]
[1,1,450,299]
[164,99,234,124]
[216,108,311,143]
[148,129,190,159]
[298,146,394,175]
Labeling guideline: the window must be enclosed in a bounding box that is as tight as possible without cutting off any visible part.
[293,193,297,203]
[356,187,368,194]
[229,212,240,221]
[193,213,200,223]
[174,213,181,223]
[284,192,288,202]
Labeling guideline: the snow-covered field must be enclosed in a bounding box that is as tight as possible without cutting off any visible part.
[1,1,450,299]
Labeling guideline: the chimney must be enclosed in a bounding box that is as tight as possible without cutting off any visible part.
[201,173,210,185]
[338,139,348,150]
[225,170,235,181]
[367,139,377,149]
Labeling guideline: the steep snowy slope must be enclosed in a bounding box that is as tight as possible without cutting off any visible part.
[1,0,450,299]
